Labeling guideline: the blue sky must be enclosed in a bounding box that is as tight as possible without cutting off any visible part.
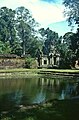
[0,0,77,36]
[40,0,58,3]
[40,0,62,3]
[48,21,77,36]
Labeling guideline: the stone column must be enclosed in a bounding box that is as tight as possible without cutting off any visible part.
[56,56,60,66]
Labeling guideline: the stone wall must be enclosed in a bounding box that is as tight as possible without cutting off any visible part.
[0,58,25,69]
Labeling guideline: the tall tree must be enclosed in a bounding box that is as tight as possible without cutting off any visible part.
[27,36,43,57]
[62,30,79,68]
[15,6,38,56]
[0,7,16,45]
[39,27,60,54]
[63,0,79,67]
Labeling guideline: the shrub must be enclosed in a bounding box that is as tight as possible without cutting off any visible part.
[25,57,37,68]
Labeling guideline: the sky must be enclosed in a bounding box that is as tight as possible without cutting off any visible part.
[0,0,77,36]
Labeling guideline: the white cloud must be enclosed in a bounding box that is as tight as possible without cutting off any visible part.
[0,0,65,27]
[31,3,65,27]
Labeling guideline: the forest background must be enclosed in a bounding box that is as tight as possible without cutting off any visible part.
[0,0,79,69]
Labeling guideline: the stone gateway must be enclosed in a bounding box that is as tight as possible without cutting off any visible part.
[36,47,60,68]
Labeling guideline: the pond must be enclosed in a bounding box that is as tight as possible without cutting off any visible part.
[0,76,79,113]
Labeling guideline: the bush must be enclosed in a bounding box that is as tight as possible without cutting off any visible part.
[25,57,37,68]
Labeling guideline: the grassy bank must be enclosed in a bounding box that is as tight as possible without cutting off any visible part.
[0,68,40,78]
[0,68,79,77]
[0,68,79,73]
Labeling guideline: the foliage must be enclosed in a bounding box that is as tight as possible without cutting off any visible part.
[25,57,37,68]
[39,27,61,55]
[15,6,39,56]
[0,7,16,44]
[62,29,79,68]
[0,5,79,68]
[63,0,79,67]
[0,41,11,54]
[0,6,42,58]
[63,0,79,27]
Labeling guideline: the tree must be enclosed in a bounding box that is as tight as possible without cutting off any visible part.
[61,30,79,68]
[0,41,11,54]
[39,27,60,55]
[11,40,22,56]
[63,0,79,67]
[58,40,76,68]
[64,30,79,60]
[15,6,38,56]
[63,32,73,45]
[0,7,16,45]
[0,6,42,58]
[27,36,43,57]
[63,0,79,26]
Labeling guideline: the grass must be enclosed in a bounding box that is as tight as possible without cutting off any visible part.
[0,68,79,78]
[0,68,79,73]
[39,68,79,73]
[0,68,79,76]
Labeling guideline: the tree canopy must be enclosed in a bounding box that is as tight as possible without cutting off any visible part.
[39,27,61,55]
[0,5,79,69]
[0,6,42,57]
[62,0,79,68]
[63,0,79,26]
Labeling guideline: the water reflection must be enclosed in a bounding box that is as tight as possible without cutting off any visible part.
[0,77,79,112]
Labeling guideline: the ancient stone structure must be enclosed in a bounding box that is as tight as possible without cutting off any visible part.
[0,54,25,69]
[75,59,79,69]
[36,47,60,68]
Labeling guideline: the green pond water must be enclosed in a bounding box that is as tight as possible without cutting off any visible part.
[0,76,79,111]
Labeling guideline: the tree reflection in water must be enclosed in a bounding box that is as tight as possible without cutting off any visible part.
[0,77,79,113]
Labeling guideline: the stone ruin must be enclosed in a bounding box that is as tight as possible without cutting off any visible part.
[36,46,60,68]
